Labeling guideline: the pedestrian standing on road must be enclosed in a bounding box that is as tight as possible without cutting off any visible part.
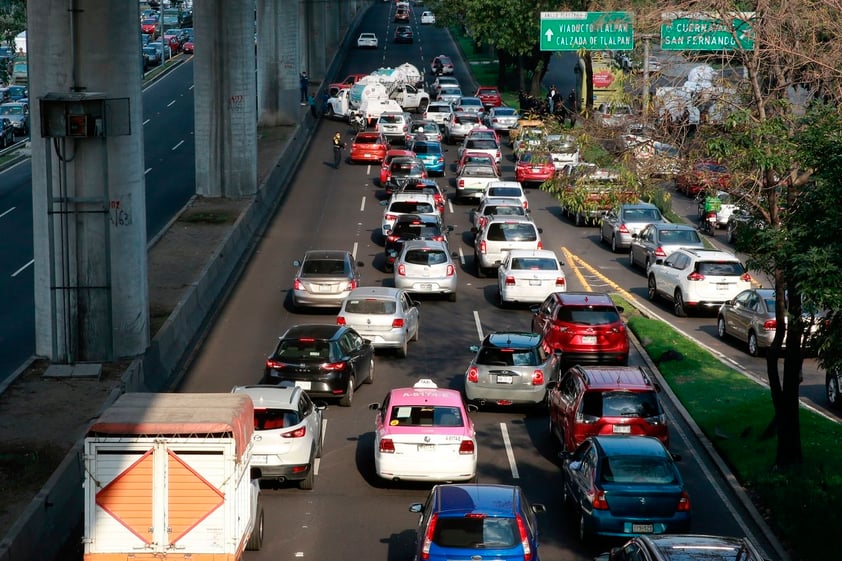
[308,94,318,118]
[547,85,557,115]
[566,89,579,127]
[332,131,346,169]
[300,71,309,105]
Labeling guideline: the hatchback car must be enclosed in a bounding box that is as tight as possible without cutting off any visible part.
[431,54,454,75]
[396,178,447,215]
[380,149,417,185]
[385,156,428,194]
[423,101,455,128]
[231,385,326,489]
[562,436,690,541]
[409,484,546,561]
[0,118,14,148]
[420,11,436,24]
[475,86,503,108]
[629,223,705,273]
[600,202,666,253]
[457,136,501,166]
[337,286,420,358]
[548,365,668,453]
[455,150,499,177]
[357,32,379,49]
[0,102,29,136]
[436,86,463,105]
[350,131,390,163]
[515,151,556,185]
[481,181,529,210]
[432,75,460,93]
[470,196,528,231]
[482,106,521,131]
[406,139,445,176]
[407,120,443,143]
[291,250,363,311]
[596,533,769,561]
[394,239,458,301]
[464,331,562,408]
[474,216,543,277]
[531,291,630,365]
[376,111,412,144]
[261,324,375,407]
[394,25,414,43]
[385,214,448,272]
[381,192,439,239]
[445,112,482,144]
[497,249,566,306]
[369,378,476,482]
[454,96,485,115]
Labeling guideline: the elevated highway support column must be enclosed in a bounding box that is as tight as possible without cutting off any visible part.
[194,0,257,197]
[257,0,300,125]
[308,0,327,80]
[29,0,149,362]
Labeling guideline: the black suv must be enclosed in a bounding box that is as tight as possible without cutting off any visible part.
[596,533,767,561]
[261,324,375,407]
[385,157,426,195]
[384,214,448,272]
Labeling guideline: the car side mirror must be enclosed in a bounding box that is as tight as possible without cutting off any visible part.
[537,228,543,233]
[451,252,459,258]
[615,306,624,313]
[671,452,683,461]
[447,225,455,232]
[529,305,540,314]
[368,402,381,411]
[467,404,479,413]
[409,503,424,513]
[293,259,302,267]
[357,261,365,267]
[531,503,547,514]
[469,345,479,352]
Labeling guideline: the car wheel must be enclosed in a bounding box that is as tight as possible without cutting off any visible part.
[647,276,658,301]
[397,337,408,358]
[414,319,421,341]
[326,105,335,119]
[674,290,688,317]
[245,500,264,550]
[717,316,727,339]
[339,377,355,407]
[748,330,760,357]
[826,371,841,409]
[645,257,651,273]
[578,513,592,544]
[611,235,619,253]
[628,249,636,268]
[574,212,584,227]
[298,460,316,490]
[475,256,485,278]
[365,357,375,383]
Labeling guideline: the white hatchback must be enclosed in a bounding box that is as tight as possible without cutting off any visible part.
[420,10,436,24]
[337,286,420,358]
[394,239,458,301]
[497,249,566,306]
[357,32,379,49]
[381,192,439,237]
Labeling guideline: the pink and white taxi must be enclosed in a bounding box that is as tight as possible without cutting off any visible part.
[368,379,477,482]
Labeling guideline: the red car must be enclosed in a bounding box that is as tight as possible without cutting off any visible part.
[140,18,158,35]
[531,291,629,366]
[162,32,181,54]
[515,151,555,185]
[674,160,731,197]
[380,149,416,185]
[475,86,503,108]
[328,73,367,97]
[350,132,390,164]
[182,39,194,54]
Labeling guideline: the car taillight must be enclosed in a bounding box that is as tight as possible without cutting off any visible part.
[591,489,609,510]
[392,318,405,328]
[432,235,444,241]
[531,369,544,385]
[347,279,357,290]
[740,272,752,282]
[505,275,516,286]
[687,271,705,281]
[397,264,406,276]
[379,438,395,453]
[654,246,667,257]
[282,426,306,438]
[556,277,566,287]
[437,156,444,163]
[387,235,398,243]
[619,224,630,234]
[421,513,437,560]
[523,200,529,209]
[322,361,347,371]
[537,240,543,249]
[336,316,346,325]
[385,213,397,221]
[458,179,465,187]
[459,440,474,454]
[467,366,479,383]
[265,359,285,370]
[293,278,303,290]
[478,240,487,254]
[677,491,691,511]
[446,264,455,276]
[516,514,532,561]
[763,319,777,330]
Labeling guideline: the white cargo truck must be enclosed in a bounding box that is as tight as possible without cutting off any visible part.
[83,393,264,561]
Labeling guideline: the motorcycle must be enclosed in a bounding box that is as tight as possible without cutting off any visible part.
[349,112,366,133]
[700,211,718,236]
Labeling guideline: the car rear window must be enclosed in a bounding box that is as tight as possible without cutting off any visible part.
[344,299,397,315]
[388,405,463,427]
[658,229,701,244]
[511,257,557,270]
[622,208,662,222]
[302,259,347,275]
[488,187,522,198]
[254,408,300,430]
[486,206,525,218]
[556,305,620,325]
[391,163,424,175]
[393,224,440,238]
[581,390,661,419]
[356,136,379,145]
[477,347,539,366]
[433,517,518,548]
[380,115,401,124]
[427,106,449,113]
[412,143,440,154]
[601,456,677,484]
[404,249,448,265]
[275,339,333,360]
[463,166,496,177]
[486,223,537,242]
[697,261,745,276]
[390,201,435,214]
[467,139,497,149]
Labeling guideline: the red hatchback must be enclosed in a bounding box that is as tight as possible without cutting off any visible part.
[475,86,503,108]
[547,365,668,452]
[674,160,731,197]
[530,291,629,366]
[515,151,555,185]
[380,149,416,185]
[140,18,158,34]
[350,132,390,164]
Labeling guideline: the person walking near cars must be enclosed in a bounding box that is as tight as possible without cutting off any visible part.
[547,84,557,115]
[299,71,309,105]
[565,89,579,127]
[332,131,346,169]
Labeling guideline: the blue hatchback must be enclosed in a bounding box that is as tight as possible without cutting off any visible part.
[409,484,546,561]
[408,140,446,176]
[561,435,691,542]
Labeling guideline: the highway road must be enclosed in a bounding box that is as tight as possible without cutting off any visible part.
[174,4,794,561]
[0,61,197,380]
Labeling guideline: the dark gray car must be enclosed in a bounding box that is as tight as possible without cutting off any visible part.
[600,202,665,253]
[628,223,704,273]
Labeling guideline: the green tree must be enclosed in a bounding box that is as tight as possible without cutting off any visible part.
[0,0,25,49]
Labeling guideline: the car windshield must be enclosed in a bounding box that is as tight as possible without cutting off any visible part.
[344,298,397,314]
[486,223,537,242]
[388,405,463,427]
[477,346,539,366]
[511,257,557,270]
[0,105,22,115]
[433,517,518,548]
[404,249,448,265]
[556,305,620,325]
[302,259,347,276]
[697,261,745,276]
[254,408,300,430]
[600,456,677,484]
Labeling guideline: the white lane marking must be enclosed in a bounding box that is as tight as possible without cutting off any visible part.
[142,118,151,125]
[448,199,454,214]
[499,423,520,479]
[458,247,465,265]
[167,100,176,107]
[352,242,358,260]
[189,84,194,90]
[473,310,483,341]
[171,140,184,151]
[360,196,366,212]
[0,207,15,219]
[144,168,152,175]
[367,164,372,174]
[12,259,34,277]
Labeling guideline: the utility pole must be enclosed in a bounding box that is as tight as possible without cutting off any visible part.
[638,33,658,121]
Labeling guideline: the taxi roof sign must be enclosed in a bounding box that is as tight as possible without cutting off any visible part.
[413,378,439,388]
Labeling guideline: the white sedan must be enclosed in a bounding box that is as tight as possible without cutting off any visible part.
[356,32,378,49]
[497,249,566,306]
[421,11,436,24]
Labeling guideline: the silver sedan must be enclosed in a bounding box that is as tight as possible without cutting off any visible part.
[291,250,362,310]
[497,249,566,306]
[337,287,420,358]
[394,240,458,301]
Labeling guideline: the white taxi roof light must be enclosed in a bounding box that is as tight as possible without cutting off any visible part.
[413,378,439,388]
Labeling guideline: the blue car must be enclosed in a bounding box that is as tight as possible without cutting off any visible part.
[409,484,546,561]
[562,435,691,542]
[408,140,446,176]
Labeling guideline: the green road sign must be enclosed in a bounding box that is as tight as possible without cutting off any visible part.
[661,15,755,50]
[540,11,634,52]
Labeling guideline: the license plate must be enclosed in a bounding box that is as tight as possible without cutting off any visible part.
[418,443,436,452]
[250,455,268,465]
[582,335,597,345]
[532,167,542,172]
[716,283,730,290]
[295,381,311,390]
[612,425,631,434]
[529,279,542,286]
[497,375,513,384]
[632,524,654,533]
[317,284,334,293]
[420,283,433,290]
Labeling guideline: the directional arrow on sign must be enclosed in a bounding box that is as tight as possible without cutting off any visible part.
[545,28,553,42]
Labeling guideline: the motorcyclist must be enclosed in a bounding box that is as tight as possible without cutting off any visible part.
[701,191,722,233]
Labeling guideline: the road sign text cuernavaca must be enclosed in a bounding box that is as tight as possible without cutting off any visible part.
[661,13,755,50]
[540,12,634,51]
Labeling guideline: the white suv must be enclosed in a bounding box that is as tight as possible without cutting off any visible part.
[647,248,753,317]
[473,215,543,277]
[231,385,326,490]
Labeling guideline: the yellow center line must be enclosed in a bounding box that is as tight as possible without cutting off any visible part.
[560,246,648,310]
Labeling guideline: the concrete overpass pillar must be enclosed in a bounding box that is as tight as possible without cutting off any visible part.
[325,0,339,49]
[194,0,257,197]
[256,0,300,125]
[309,0,327,79]
[343,0,353,30]
[29,0,149,362]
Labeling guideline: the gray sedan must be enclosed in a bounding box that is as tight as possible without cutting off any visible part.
[482,106,520,131]
[716,288,780,356]
[337,287,420,358]
[628,223,704,273]
[291,250,363,310]
[393,240,458,301]
[600,202,665,252]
